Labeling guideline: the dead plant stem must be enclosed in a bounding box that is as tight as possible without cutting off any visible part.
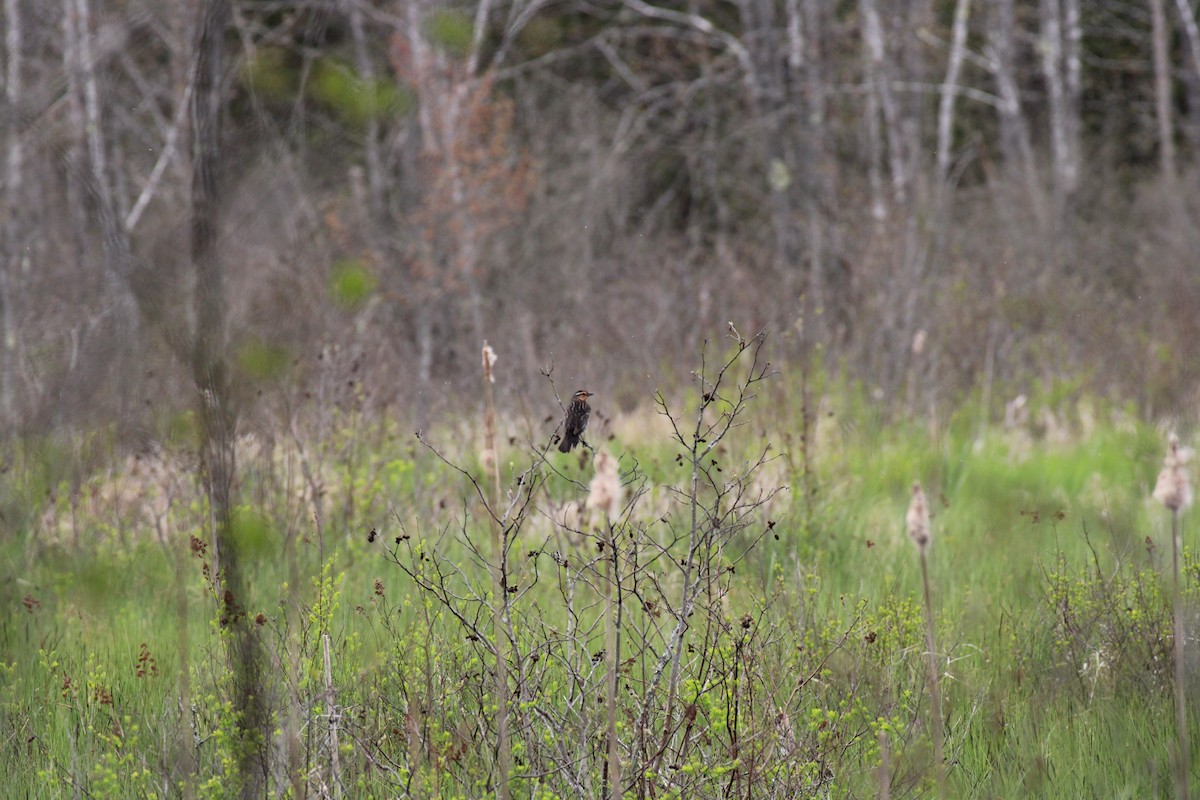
[920,551,946,799]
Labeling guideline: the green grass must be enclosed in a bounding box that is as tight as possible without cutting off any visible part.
[0,381,1197,798]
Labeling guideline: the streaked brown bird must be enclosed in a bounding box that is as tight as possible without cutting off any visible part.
[558,390,594,453]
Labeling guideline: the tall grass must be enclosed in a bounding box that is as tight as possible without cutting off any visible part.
[1,354,1197,797]
[1154,433,1193,800]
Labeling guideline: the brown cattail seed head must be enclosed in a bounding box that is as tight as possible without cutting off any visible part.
[1153,433,1193,511]
[906,482,932,554]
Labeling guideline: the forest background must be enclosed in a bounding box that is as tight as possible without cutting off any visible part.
[2,0,1198,434]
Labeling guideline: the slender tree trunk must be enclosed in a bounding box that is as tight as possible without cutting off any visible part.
[737,0,805,322]
[861,0,927,394]
[405,0,438,427]
[1041,0,1079,237]
[863,42,887,222]
[1063,0,1082,184]
[190,2,267,796]
[349,0,385,226]
[790,0,826,341]
[936,0,973,190]
[74,0,140,420]
[1,0,22,424]
[861,0,909,206]
[1173,0,1200,147]
[988,0,1043,218]
[62,0,89,259]
[1151,0,1177,184]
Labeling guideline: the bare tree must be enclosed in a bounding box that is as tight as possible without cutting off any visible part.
[936,0,973,190]
[734,0,804,295]
[986,0,1042,216]
[71,0,142,419]
[1170,0,1200,148]
[1151,0,1177,184]
[860,0,911,208]
[190,1,268,795]
[1,0,22,424]
[1040,0,1081,232]
[393,0,533,426]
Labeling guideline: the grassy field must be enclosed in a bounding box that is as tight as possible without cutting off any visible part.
[1,342,1196,798]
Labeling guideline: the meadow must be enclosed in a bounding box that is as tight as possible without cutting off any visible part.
[0,337,1195,799]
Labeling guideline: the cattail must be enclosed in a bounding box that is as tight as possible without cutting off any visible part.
[586,450,623,519]
[906,482,932,554]
[1153,433,1193,512]
[907,479,945,797]
[481,342,497,383]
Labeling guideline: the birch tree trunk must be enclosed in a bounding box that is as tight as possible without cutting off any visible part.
[404,0,437,425]
[987,0,1042,215]
[1151,0,1177,184]
[861,0,909,206]
[73,0,141,418]
[61,0,88,263]
[1063,0,1082,186]
[1,0,22,423]
[1041,0,1080,233]
[936,0,973,190]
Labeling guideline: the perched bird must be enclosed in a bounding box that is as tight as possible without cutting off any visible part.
[558,390,594,453]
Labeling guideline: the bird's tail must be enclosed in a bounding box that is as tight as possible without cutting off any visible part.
[558,436,574,453]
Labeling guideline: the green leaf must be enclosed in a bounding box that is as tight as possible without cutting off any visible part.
[237,339,291,380]
[330,259,378,309]
[426,9,473,56]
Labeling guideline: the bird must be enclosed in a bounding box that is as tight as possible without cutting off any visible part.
[558,390,594,453]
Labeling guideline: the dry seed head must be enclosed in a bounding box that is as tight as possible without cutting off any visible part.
[906,482,931,554]
[1153,433,1193,511]
[481,342,497,383]
[586,449,623,519]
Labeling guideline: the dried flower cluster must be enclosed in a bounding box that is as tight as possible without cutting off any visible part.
[1153,433,1193,512]
[586,450,623,520]
[906,482,932,554]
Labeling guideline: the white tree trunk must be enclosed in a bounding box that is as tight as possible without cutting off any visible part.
[1151,0,1177,182]
[861,0,909,206]
[988,0,1040,211]
[1,0,21,422]
[936,0,973,188]
[1040,0,1077,225]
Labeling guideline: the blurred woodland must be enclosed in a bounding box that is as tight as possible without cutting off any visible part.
[4,0,1200,440]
